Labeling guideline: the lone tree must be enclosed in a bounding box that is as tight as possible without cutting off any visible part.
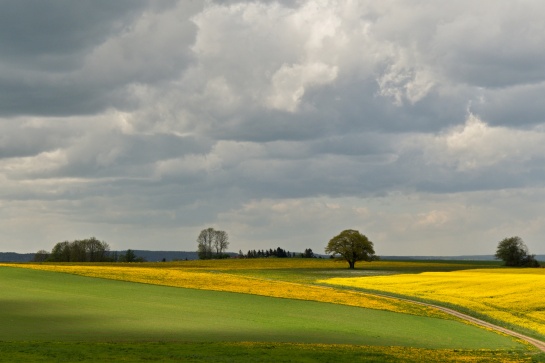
[197,227,230,259]
[325,229,376,269]
[495,236,540,267]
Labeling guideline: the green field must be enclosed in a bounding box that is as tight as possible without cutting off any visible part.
[0,263,542,362]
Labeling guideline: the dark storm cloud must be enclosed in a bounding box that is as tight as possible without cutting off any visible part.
[0,0,195,117]
[0,1,148,62]
[473,84,545,127]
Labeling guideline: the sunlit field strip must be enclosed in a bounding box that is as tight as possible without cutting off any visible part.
[1,263,452,320]
[322,268,545,337]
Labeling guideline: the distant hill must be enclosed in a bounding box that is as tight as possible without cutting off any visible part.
[0,251,201,262]
[0,252,35,262]
[123,250,200,262]
[381,255,545,262]
[381,255,497,261]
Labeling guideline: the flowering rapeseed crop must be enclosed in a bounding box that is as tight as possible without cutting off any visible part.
[0,263,451,320]
[322,268,545,337]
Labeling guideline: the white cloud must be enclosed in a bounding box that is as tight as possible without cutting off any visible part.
[422,113,545,171]
[267,62,338,111]
[377,62,436,105]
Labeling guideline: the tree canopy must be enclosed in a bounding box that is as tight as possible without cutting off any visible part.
[325,229,376,269]
[48,237,110,262]
[495,236,540,267]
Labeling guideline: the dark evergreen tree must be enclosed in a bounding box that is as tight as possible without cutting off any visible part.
[302,248,315,258]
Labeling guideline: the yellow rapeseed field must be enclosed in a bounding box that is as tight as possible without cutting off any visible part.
[322,268,545,337]
[0,262,451,320]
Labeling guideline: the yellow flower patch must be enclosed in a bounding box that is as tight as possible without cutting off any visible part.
[322,268,545,337]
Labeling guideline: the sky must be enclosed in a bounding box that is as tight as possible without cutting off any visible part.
[1,0,545,256]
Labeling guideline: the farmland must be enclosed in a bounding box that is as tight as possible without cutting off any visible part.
[1,259,544,362]
[322,267,545,339]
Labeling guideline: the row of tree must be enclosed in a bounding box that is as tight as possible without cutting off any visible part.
[33,238,146,263]
[36,237,111,262]
[239,247,316,258]
[243,248,292,258]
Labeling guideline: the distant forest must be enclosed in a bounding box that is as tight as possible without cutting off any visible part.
[242,247,315,258]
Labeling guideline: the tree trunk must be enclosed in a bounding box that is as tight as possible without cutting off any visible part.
[348,260,355,269]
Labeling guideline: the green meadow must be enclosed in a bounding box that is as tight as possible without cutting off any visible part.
[0,263,543,362]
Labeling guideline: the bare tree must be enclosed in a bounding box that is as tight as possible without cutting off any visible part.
[197,227,216,259]
[197,228,230,259]
[214,230,229,258]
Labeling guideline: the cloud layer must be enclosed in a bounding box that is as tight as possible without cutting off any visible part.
[1,1,544,255]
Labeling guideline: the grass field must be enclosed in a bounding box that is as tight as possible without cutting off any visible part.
[1,260,544,362]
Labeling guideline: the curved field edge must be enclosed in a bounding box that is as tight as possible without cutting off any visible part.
[0,263,454,320]
[0,267,521,351]
[1,341,543,363]
[320,269,545,342]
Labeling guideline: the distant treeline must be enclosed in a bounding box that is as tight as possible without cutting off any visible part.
[121,250,200,262]
[241,247,316,259]
[34,238,113,262]
[30,238,202,263]
[0,250,201,263]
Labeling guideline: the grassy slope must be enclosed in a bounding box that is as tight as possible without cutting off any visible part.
[0,266,521,350]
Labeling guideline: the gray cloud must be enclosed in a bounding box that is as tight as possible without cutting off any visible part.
[0,0,197,117]
[1,0,544,255]
[0,1,147,62]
